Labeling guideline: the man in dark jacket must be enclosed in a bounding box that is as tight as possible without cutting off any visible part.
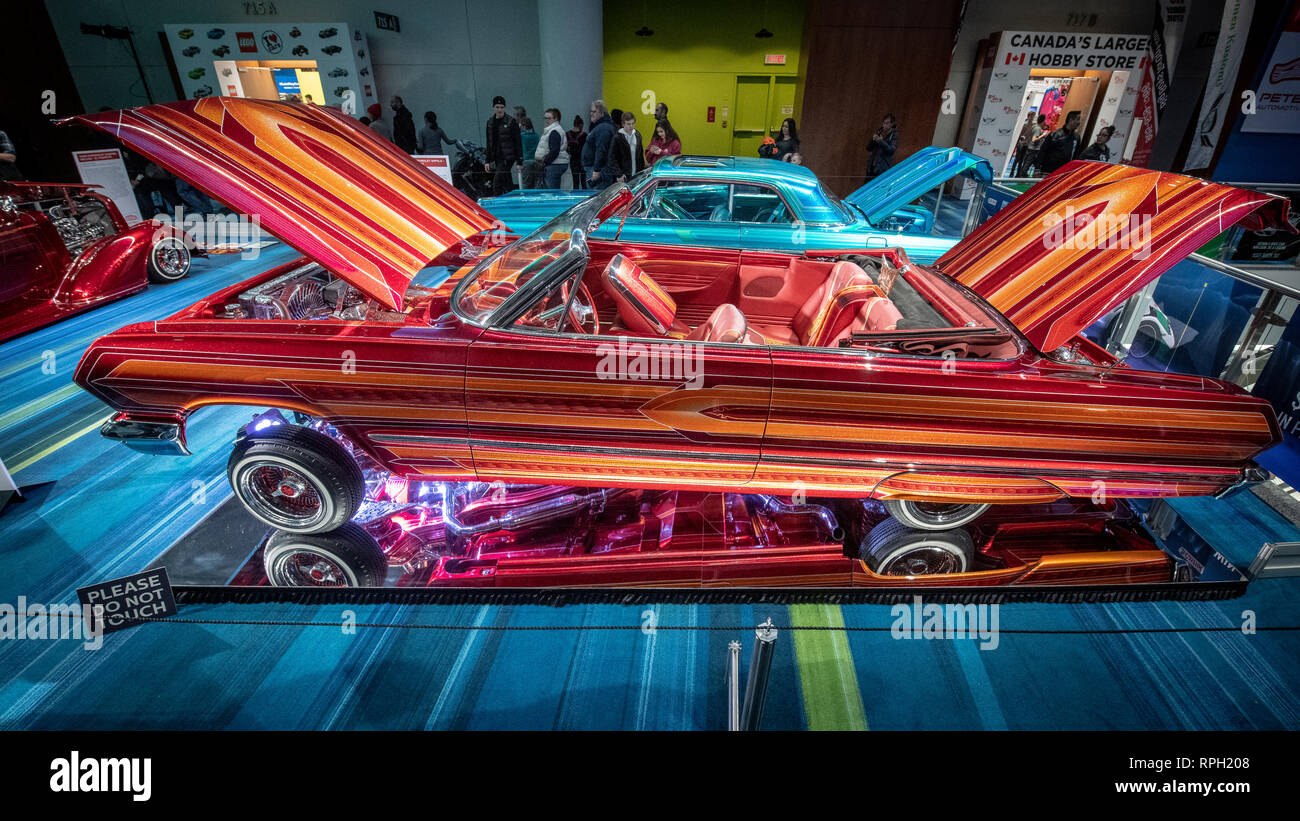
[611,111,645,181]
[865,114,898,179]
[390,96,417,154]
[1037,110,1082,175]
[484,95,522,195]
[582,99,617,189]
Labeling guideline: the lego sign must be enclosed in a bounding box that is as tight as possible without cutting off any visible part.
[236,31,257,52]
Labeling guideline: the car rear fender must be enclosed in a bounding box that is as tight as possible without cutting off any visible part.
[871,470,1069,505]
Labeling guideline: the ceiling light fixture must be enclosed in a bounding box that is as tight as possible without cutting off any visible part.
[755,27,773,38]
[636,25,654,36]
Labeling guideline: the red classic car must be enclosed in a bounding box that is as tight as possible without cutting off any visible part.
[65,99,1293,587]
[0,180,194,342]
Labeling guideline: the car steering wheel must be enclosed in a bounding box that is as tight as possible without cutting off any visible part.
[563,280,600,334]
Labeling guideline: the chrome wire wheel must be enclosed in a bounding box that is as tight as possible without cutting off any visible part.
[878,544,964,576]
[147,236,191,282]
[278,551,352,587]
[234,456,334,531]
[885,499,990,531]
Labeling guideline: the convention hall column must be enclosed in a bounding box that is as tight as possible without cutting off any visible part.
[538,0,602,188]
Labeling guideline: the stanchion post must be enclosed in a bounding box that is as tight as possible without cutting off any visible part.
[727,640,741,731]
[740,617,778,731]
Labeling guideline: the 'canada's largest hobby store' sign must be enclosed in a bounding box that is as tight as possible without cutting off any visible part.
[968,31,1151,174]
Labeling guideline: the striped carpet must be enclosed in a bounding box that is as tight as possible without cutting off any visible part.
[1,247,1299,730]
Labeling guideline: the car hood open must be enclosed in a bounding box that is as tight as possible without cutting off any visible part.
[934,161,1295,353]
[844,146,993,224]
[69,98,495,309]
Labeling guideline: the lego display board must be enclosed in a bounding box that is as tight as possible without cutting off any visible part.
[163,23,377,114]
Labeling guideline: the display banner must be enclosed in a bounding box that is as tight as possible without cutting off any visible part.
[71,149,142,225]
[412,155,453,184]
[1242,0,1300,134]
[1131,0,1189,167]
[971,32,1149,174]
[1184,0,1256,169]
[164,23,376,113]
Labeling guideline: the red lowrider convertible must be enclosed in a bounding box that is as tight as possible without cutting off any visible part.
[0,180,194,342]
[67,99,1293,587]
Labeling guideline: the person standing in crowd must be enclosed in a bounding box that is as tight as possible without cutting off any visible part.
[514,105,527,123]
[390,96,417,154]
[418,111,455,155]
[367,103,392,141]
[567,115,587,190]
[519,117,539,188]
[583,100,617,189]
[0,129,21,180]
[528,108,569,189]
[1012,113,1046,177]
[654,101,668,123]
[129,160,181,218]
[645,119,681,166]
[1079,125,1115,162]
[610,109,623,129]
[1037,110,1081,175]
[613,110,645,182]
[866,113,898,180]
[484,95,523,195]
[775,117,799,161]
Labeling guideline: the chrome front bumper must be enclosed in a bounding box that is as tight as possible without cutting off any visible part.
[100,415,190,456]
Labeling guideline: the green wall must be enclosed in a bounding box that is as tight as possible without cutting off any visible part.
[602,0,805,157]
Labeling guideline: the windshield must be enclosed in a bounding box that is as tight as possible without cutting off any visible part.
[453,183,628,324]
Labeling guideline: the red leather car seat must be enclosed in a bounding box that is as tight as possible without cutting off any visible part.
[752,260,883,346]
[828,295,904,346]
[601,254,680,336]
[601,254,760,343]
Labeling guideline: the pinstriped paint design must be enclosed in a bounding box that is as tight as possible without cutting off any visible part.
[71,99,494,310]
[937,161,1294,352]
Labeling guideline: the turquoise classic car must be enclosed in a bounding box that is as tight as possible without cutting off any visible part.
[478,147,992,264]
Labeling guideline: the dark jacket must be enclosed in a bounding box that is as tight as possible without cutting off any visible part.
[611,129,645,178]
[392,106,417,154]
[582,115,617,177]
[868,127,898,174]
[1078,141,1110,162]
[485,113,523,166]
[566,128,587,171]
[1038,128,1079,174]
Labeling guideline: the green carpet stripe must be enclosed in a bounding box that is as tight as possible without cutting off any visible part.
[789,604,868,730]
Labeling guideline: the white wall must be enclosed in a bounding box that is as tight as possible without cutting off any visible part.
[934,0,1156,147]
[44,0,546,149]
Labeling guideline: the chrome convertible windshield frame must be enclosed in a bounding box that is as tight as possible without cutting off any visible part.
[451,183,632,328]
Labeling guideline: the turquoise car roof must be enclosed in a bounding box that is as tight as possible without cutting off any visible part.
[651,156,847,223]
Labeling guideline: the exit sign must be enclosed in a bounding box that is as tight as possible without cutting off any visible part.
[764,54,786,65]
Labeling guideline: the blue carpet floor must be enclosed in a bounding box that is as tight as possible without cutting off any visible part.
[1,247,1299,730]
